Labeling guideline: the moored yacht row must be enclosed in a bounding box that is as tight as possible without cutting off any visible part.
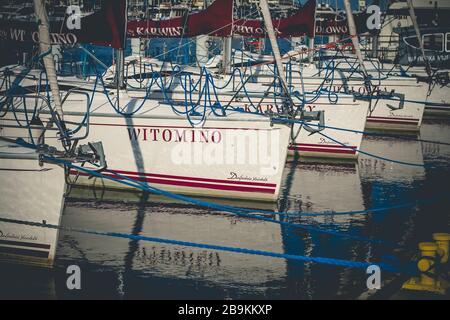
[0,0,449,270]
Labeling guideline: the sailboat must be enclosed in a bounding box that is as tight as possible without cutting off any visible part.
[304,0,450,118]
[377,0,450,116]
[197,0,427,132]
[117,0,368,160]
[1,0,292,202]
[0,0,104,267]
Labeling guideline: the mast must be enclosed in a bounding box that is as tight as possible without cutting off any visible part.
[259,0,292,110]
[406,0,432,77]
[222,0,234,74]
[308,0,317,63]
[114,0,128,90]
[368,0,381,59]
[33,0,64,120]
[371,34,379,58]
[343,0,369,78]
[222,36,232,74]
[115,48,125,89]
[308,35,315,63]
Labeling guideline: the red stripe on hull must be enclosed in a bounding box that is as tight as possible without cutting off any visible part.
[289,146,357,154]
[292,143,357,149]
[289,143,357,155]
[70,171,276,194]
[367,116,419,121]
[109,169,276,187]
[366,118,419,125]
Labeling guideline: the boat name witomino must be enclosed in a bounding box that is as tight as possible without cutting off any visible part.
[127,127,223,143]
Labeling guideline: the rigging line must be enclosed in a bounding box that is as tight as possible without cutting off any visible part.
[175,0,192,64]
[248,35,357,69]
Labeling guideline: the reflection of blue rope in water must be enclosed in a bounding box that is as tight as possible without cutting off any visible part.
[0,215,400,272]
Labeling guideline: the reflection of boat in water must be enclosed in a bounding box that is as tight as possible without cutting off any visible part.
[280,158,365,224]
[58,196,287,290]
[276,159,382,299]
[358,135,426,182]
[66,185,278,212]
[60,176,367,298]
[419,118,450,159]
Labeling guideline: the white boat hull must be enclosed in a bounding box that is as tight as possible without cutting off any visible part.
[0,143,65,268]
[254,73,426,131]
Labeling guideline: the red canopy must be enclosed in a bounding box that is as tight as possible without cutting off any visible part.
[233,0,316,38]
[77,0,127,48]
[127,0,233,38]
[127,0,316,39]
[0,0,127,49]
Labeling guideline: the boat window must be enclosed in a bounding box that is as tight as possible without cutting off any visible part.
[446,33,450,52]
[422,33,444,52]
[403,35,419,49]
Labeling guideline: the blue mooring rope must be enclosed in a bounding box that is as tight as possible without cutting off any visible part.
[0,215,387,271]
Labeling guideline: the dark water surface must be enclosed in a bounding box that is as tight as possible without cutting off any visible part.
[1,118,450,299]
